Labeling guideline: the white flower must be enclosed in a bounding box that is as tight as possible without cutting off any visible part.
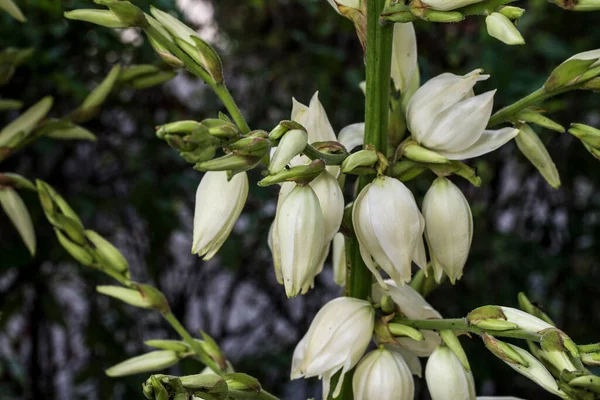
[485,13,525,45]
[422,177,473,283]
[421,0,485,11]
[372,280,442,357]
[407,69,519,160]
[353,176,426,288]
[276,184,325,298]
[269,129,308,174]
[391,23,419,94]
[353,347,414,400]
[310,171,344,243]
[192,171,248,260]
[268,182,296,285]
[291,297,374,399]
[426,346,476,400]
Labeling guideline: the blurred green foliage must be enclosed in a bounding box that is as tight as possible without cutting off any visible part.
[1,0,600,399]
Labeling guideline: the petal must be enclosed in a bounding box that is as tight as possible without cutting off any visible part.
[338,123,365,152]
[305,92,336,143]
[391,22,418,93]
[291,97,308,124]
[423,90,495,152]
[436,127,519,160]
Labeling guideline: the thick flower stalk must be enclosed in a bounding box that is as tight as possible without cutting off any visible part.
[422,177,473,283]
[192,171,248,259]
[353,175,426,288]
[407,69,519,160]
[352,347,414,400]
[276,184,325,297]
[291,297,374,399]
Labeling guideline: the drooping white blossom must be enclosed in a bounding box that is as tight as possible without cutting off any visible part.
[192,171,248,260]
[291,297,374,399]
[407,69,519,160]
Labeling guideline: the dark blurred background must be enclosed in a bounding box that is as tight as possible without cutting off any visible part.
[1,0,599,399]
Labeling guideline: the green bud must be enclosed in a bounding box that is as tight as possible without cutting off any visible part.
[145,340,190,353]
[515,109,565,133]
[440,329,471,371]
[380,295,396,315]
[341,149,378,173]
[389,159,426,181]
[411,7,464,23]
[403,143,449,164]
[97,285,154,309]
[80,64,121,112]
[46,125,97,141]
[156,120,201,139]
[471,319,520,331]
[388,323,425,341]
[0,173,36,191]
[381,10,415,23]
[0,187,36,255]
[545,57,596,91]
[55,228,95,266]
[136,284,170,313]
[0,99,23,110]
[228,131,270,157]
[257,160,326,186]
[517,292,556,326]
[53,213,86,245]
[0,0,26,22]
[118,64,161,82]
[64,9,129,28]
[202,118,240,140]
[105,350,179,377]
[498,6,526,19]
[225,373,261,392]
[180,145,217,164]
[540,328,579,359]
[190,36,223,84]
[268,120,306,140]
[269,129,308,174]
[581,352,600,367]
[194,152,261,173]
[569,123,600,148]
[129,71,177,89]
[179,373,226,391]
[145,16,185,68]
[0,96,53,147]
[85,229,129,273]
[569,375,600,394]
[94,0,148,28]
[485,12,525,45]
[482,333,529,366]
[199,330,228,371]
[515,124,561,189]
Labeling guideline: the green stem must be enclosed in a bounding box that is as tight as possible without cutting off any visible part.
[144,25,250,134]
[487,85,576,127]
[302,144,348,165]
[162,311,224,376]
[392,317,543,342]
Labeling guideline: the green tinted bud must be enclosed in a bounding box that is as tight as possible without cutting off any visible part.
[202,118,240,140]
[145,16,184,68]
[472,319,519,331]
[199,330,228,370]
[129,71,177,89]
[179,374,226,390]
[97,285,154,309]
[515,109,564,133]
[380,295,396,315]
[156,120,201,138]
[411,8,464,23]
[388,323,425,341]
[118,64,161,82]
[194,153,261,173]
[482,334,529,366]
[515,124,560,189]
[517,292,556,326]
[180,145,216,164]
[569,123,600,147]
[545,50,600,91]
[268,120,306,140]
[569,375,600,394]
[137,284,170,313]
[54,214,86,245]
[581,352,600,366]
[145,340,189,352]
[46,125,97,141]
[389,159,426,181]
[258,160,326,186]
[0,97,53,147]
[55,229,95,266]
[225,373,261,392]
[269,129,308,174]
[341,149,378,173]
[85,229,129,273]
[105,350,179,377]
[36,181,83,226]
[486,12,525,45]
[0,99,22,110]
[440,329,471,371]
[94,0,147,28]
[403,143,449,164]
[64,9,128,28]
[0,173,36,191]
[228,131,270,157]
[0,0,26,22]
[498,6,525,19]
[0,187,36,255]
[191,36,223,84]
[80,64,121,111]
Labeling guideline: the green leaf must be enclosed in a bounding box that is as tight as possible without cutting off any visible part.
[81,64,121,110]
[0,187,36,256]
[0,99,22,111]
[0,0,26,22]
[0,97,53,147]
[46,125,97,141]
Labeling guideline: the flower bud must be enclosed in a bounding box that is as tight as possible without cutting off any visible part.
[498,6,526,19]
[276,185,325,297]
[145,339,189,352]
[341,149,378,173]
[410,7,464,23]
[0,187,35,255]
[516,109,565,133]
[569,122,600,151]
[309,171,344,243]
[156,120,201,139]
[407,70,518,160]
[0,96,53,148]
[85,229,129,274]
[422,177,473,284]
[269,129,308,174]
[1,0,26,22]
[545,49,600,90]
[145,15,184,67]
[291,297,374,399]
[192,171,248,260]
[515,124,560,189]
[420,0,484,11]
[54,229,95,266]
[227,131,270,156]
[353,347,414,400]
[332,233,346,286]
[426,346,476,400]
[95,0,147,28]
[485,13,525,45]
[258,160,325,187]
[372,280,441,356]
[106,350,179,377]
[353,176,425,288]
[201,118,240,140]
[403,143,449,164]
[64,9,129,28]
